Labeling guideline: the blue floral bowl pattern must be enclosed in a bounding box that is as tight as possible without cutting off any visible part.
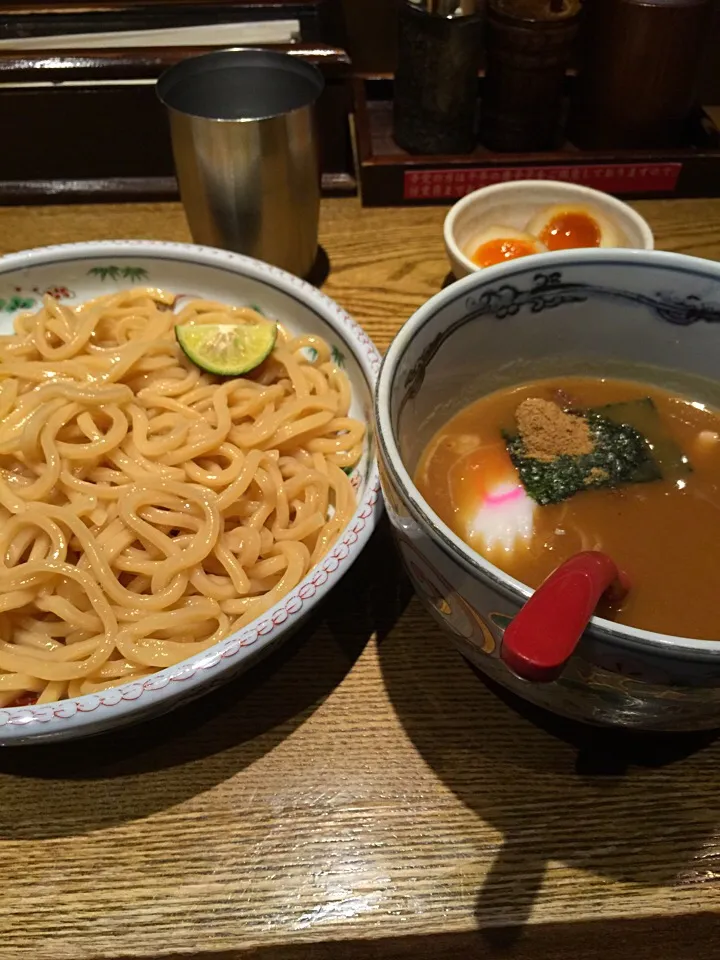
[377,248,720,731]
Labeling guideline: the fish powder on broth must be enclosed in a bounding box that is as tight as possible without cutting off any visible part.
[415,376,720,640]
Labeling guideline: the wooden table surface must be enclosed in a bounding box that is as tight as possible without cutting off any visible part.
[2,197,720,960]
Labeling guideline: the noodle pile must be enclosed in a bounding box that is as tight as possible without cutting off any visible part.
[0,288,364,706]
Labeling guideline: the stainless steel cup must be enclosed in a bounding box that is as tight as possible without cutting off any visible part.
[157,48,324,278]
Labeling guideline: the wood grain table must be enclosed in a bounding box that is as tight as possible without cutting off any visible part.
[1,197,720,960]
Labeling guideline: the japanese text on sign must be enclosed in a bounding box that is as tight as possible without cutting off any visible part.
[403,163,682,200]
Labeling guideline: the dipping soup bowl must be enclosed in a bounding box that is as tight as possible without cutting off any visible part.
[376,248,720,731]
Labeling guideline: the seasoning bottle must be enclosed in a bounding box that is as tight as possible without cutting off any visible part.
[570,0,713,149]
[480,0,581,153]
[393,0,485,155]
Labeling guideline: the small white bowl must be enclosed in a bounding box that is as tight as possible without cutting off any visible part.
[444,180,655,280]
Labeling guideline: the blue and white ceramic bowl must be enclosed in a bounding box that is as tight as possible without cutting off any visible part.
[377,248,720,731]
[0,240,382,744]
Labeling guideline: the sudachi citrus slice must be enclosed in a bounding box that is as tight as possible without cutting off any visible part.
[175,320,277,376]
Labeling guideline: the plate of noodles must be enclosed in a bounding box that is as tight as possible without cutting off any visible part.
[0,240,382,744]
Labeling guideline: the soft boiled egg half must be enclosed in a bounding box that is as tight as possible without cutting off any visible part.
[526,203,622,251]
[469,225,547,268]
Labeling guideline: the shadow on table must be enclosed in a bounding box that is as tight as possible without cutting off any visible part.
[305,245,331,288]
[377,565,720,947]
[0,521,410,841]
[111,912,720,960]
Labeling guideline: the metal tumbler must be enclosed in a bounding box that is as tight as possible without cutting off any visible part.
[157,48,324,278]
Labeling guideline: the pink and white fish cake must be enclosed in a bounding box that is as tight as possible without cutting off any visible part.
[451,443,536,558]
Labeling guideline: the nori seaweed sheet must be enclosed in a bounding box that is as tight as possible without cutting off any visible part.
[593,397,691,482]
[504,402,669,506]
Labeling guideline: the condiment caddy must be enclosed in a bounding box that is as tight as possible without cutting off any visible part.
[354,76,720,206]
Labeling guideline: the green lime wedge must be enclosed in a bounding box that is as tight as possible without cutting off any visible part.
[175,320,277,376]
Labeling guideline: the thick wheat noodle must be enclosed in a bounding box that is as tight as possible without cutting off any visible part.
[0,288,364,706]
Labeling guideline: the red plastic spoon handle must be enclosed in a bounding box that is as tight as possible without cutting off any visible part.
[500,551,631,684]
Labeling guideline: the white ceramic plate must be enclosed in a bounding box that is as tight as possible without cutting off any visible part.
[0,240,382,744]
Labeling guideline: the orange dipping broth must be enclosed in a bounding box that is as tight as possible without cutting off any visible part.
[471,238,538,268]
[538,212,601,251]
[415,377,720,639]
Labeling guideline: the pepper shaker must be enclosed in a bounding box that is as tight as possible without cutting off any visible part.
[393,0,485,156]
[480,0,581,153]
[570,0,713,149]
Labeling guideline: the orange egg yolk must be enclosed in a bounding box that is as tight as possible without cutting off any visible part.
[471,238,537,268]
[539,212,601,251]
